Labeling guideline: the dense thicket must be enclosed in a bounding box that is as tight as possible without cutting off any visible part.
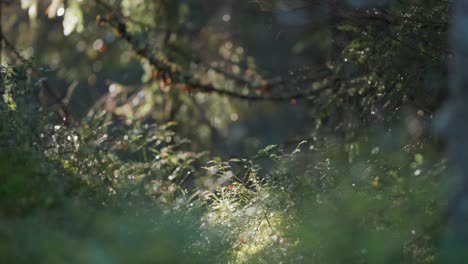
[0,0,462,263]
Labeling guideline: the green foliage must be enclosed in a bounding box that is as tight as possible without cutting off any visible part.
[0,0,456,263]
[1,61,447,262]
[0,62,225,262]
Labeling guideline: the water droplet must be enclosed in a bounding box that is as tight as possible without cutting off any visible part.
[222,14,231,22]
[57,7,65,17]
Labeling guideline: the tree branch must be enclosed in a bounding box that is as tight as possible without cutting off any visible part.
[0,31,74,124]
[94,0,333,102]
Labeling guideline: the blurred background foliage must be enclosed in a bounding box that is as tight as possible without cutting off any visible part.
[0,0,457,263]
